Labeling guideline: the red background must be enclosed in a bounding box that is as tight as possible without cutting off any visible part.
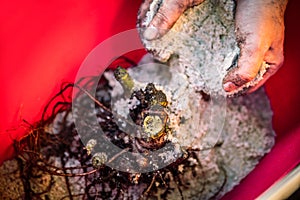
[0,1,299,199]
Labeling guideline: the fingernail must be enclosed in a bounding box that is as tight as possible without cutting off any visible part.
[143,27,159,40]
[223,82,237,92]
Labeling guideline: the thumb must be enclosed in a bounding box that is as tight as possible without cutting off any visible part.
[143,0,204,40]
[223,42,266,92]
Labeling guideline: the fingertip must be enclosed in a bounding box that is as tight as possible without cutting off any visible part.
[143,27,159,40]
[223,82,238,92]
[222,67,254,93]
[146,0,187,39]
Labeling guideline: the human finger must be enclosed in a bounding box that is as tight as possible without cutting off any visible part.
[246,68,275,93]
[143,0,204,40]
[247,52,284,93]
[223,39,266,92]
[247,31,284,93]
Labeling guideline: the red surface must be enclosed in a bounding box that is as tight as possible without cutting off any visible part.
[0,0,143,162]
[0,0,299,199]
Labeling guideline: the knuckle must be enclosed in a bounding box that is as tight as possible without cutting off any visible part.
[236,62,259,83]
[152,11,170,28]
[175,0,187,10]
[239,72,254,83]
[188,0,204,6]
[265,49,284,68]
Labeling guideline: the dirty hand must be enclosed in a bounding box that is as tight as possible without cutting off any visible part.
[222,0,288,93]
[140,0,288,93]
[140,0,205,40]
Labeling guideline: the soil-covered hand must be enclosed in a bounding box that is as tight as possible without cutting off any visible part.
[139,0,288,93]
[140,0,205,40]
[223,0,288,93]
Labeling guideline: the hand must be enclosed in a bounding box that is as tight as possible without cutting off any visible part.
[223,0,288,93]
[139,0,288,93]
[140,0,205,40]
